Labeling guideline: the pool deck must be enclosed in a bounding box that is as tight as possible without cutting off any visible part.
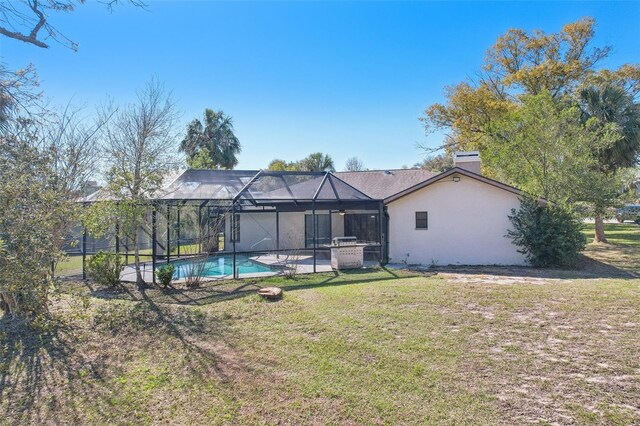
[118,254,367,283]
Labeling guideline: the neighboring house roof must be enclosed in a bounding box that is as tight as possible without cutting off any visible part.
[335,169,438,200]
[384,167,524,203]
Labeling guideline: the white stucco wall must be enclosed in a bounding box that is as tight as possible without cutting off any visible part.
[331,212,345,239]
[226,212,279,252]
[278,212,305,249]
[386,174,526,266]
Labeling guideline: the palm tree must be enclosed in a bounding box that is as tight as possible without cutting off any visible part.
[180,120,204,158]
[579,83,640,242]
[180,109,241,169]
[299,152,335,172]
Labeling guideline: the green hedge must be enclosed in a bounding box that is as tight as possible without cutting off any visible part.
[508,198,587,267]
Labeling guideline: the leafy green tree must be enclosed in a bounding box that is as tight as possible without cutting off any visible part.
[486,92,588,202]
[421,18,640,243]
[482,91,631,248]
[577,83,640,241]
[0,135,73,317]
[0,75,102,318]
[180,109,241,170]
[298,152,335,172]
[267,158,300,171]
[267,153,335,172]
[485,92,626,205]
[415,153,453,173]
[186,146,217,169]
[267,159,286,171]
[421,17,640,156]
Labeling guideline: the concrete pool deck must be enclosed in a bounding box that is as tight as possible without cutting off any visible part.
[119,254,377,283]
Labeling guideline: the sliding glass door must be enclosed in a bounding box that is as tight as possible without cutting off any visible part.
[305,214,331,247]
[344,213,379,243]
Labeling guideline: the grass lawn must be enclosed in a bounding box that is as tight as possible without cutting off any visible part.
[582,222,640,247]
[3,225,639,425]
[55,243,201,276]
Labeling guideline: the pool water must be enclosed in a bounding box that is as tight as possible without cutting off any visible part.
[168,255,275,279]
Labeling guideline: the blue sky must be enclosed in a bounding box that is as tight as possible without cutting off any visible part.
[2,1,639,170]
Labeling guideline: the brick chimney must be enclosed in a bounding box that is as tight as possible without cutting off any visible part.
[454,151,481,174]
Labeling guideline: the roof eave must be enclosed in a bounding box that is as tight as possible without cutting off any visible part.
[383,167,525,204]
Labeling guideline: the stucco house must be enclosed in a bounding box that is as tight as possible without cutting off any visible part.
[337,152,527,266]
[202,152,529,267]
[80,152,529,278]
[215,151,529,267]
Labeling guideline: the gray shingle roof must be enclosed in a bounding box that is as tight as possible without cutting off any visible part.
[335,169,437,200]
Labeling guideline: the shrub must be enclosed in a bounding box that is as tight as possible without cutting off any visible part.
[507,197,587,267]
[156,264,175,286]
[86,251,123,288]
[183,255,208,288]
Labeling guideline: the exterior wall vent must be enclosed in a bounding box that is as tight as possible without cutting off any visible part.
[453,151,481,175]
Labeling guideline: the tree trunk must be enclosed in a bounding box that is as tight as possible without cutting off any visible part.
[133,228,145,286]
[0,292,17,316]
[594,216,608,243]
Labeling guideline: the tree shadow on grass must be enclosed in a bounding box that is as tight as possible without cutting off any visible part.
[0,315,118,424]
[600,232,640,244]
[0,292,237,424]
[61,267,425,307]
[135,287,237,382]
[271,267,430,294]
[582,244,640,277]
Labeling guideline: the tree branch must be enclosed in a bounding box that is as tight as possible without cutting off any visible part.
[0,25,49,48]
[28,0,46,39]
[0,0,147,50]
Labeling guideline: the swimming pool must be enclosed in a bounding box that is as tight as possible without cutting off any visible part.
[168,255,276,279]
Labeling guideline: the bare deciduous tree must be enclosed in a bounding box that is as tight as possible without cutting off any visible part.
[94,78,181,286]
[43,104,112,274]
[45,103,110,196]
[344,156,364,172]
[0,64,40,132]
